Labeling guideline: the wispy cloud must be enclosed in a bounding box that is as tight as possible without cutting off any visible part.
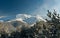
[0,16,6,18]
[32,0,60,18]
[0,16,7,22]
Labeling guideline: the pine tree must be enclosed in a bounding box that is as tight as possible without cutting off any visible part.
[46,10,60,38]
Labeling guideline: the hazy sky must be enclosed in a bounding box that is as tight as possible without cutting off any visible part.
[0,0,60,17]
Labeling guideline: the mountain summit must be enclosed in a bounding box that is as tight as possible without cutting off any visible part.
[16,14,46,25]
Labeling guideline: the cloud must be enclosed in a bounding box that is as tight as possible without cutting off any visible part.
[0,16,7,22]
[32,0,60,18]
[0,16,6,18]
[51,0,60,13]
[0,20,4,22]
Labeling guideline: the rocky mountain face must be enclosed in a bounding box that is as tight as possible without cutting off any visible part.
[0,22,15,34]
[0,20,30,33]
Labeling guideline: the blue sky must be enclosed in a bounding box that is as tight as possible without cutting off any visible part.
[0,0,60,19]
[0,0,43,16]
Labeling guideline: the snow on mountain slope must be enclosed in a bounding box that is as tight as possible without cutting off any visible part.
[0,14,46,32]
[35,15,46,22]
[16,14,32,20]
[0,14,46,26]
[15,14,46,25]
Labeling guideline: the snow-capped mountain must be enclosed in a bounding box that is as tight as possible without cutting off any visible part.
[0,14,46,25]
[15,14,46,25]
[0,14,46,33]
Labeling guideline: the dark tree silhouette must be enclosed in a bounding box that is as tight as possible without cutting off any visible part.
[46,10,60,38]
